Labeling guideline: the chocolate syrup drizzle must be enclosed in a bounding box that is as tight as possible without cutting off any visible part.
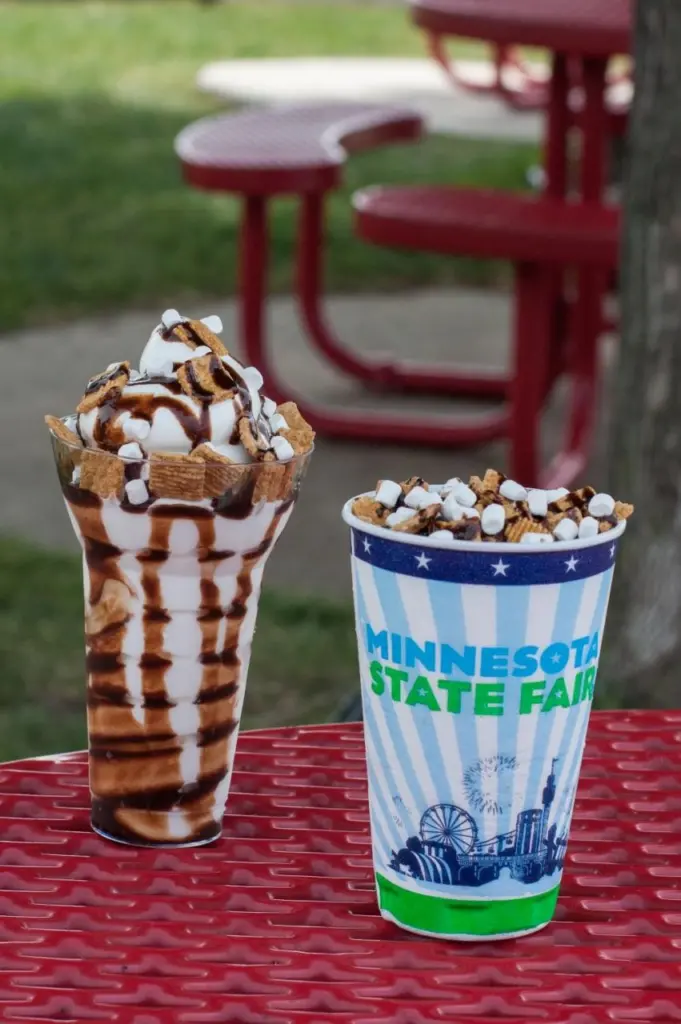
[82,318,274,459]
[65,472,291,846]
[90,370,270,454]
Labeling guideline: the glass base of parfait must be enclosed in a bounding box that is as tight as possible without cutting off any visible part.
[376,872,559,941]
[91,820,222,849]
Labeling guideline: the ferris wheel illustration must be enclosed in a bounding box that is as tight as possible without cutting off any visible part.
[419,803,478,853]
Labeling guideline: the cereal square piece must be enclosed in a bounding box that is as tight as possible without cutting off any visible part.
[192,443,243,498]
[173,319,228,357]
[505,518,549,543]
[253,461,294,503]
[45,414,82,449]
[615,501,634,521]
[469,476,497,507]
[77,362,131,414]
[237,416,271,460]
[571,486,597,511]
[177,354,237,404]
[481,468,504,492]
[149,452,204,501]
[547,493,574,514]
[401,476,428,495]
[501,499,524,523]
[351,496,389,526]
[80,449,124,499]
[276,402,315,455]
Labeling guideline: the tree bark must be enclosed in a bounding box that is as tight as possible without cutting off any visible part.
[601,0,681,706]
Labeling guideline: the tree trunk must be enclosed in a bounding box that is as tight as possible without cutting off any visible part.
[600,0,681,706]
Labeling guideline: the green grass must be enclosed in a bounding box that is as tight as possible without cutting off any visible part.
[0,1,537,331]
[0,535,358,761]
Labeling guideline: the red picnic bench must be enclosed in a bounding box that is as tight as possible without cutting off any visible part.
[176,102,618,485]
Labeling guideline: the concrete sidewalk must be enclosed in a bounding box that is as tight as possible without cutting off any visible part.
[197,57,544,141]
[0,287,610,599]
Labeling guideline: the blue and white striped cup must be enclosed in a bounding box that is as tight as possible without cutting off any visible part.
[343,497,625,940]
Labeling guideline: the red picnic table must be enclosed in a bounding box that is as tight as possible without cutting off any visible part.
[355,0,631,486]
[2,713,681,1023]
[412,0,632,201]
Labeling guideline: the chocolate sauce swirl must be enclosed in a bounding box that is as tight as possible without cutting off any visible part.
[71,484,291,847]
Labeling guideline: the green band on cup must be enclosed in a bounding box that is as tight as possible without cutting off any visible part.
[376,873,560,938]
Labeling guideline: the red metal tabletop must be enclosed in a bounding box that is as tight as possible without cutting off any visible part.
[411,0,632,58]
[2,713,681,1023]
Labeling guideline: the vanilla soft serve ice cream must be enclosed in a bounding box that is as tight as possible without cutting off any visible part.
[46,310,314,847]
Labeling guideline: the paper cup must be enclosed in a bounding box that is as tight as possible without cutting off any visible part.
[342,498,625,940]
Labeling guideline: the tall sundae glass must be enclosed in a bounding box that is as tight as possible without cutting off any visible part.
[47,310,313,847]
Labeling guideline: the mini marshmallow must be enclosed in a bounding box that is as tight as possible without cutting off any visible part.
[553,517,578,542]
[450,480,477,508]
[481,503,505,536]
[442,493,465,521]
[243,367,264,392]
[418,492,443,509]
[71,466,81,485]
[588,493,615,518]
[375,480,402,509]
[118,442,144,461]
[578,516,600,539]
[443,477,461,491]
[427,530,456,546]
[461,507,480,520]
[527,489,548,517]
[262,398,277,418]
[270,435,295,461]
[405,486,441,510]
[124,418,151,442]
[162,309,184,329]
[547,487,570,503]
[404,486,430,509]
[125,479,149,506]
[268,412,289,434]
[386,507,416,527]
[499,479,528,502]
[192,345,212,359]
[520,532,554,544]
[428,484,444,494]
[201,314,223,334]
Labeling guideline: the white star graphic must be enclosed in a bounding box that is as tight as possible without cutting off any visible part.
[415,552,431,571]
[564,556,579,573]
[551,651,563,665]
[491,559,509,577]
[609,544,616,559]
[362,537,372,553]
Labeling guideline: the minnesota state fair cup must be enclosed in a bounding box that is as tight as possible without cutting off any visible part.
[342,498,626,940]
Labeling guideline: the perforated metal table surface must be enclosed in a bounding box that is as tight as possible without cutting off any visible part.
[1,714,681,1023]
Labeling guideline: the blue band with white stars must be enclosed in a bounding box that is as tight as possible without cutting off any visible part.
[351,529,619,586]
